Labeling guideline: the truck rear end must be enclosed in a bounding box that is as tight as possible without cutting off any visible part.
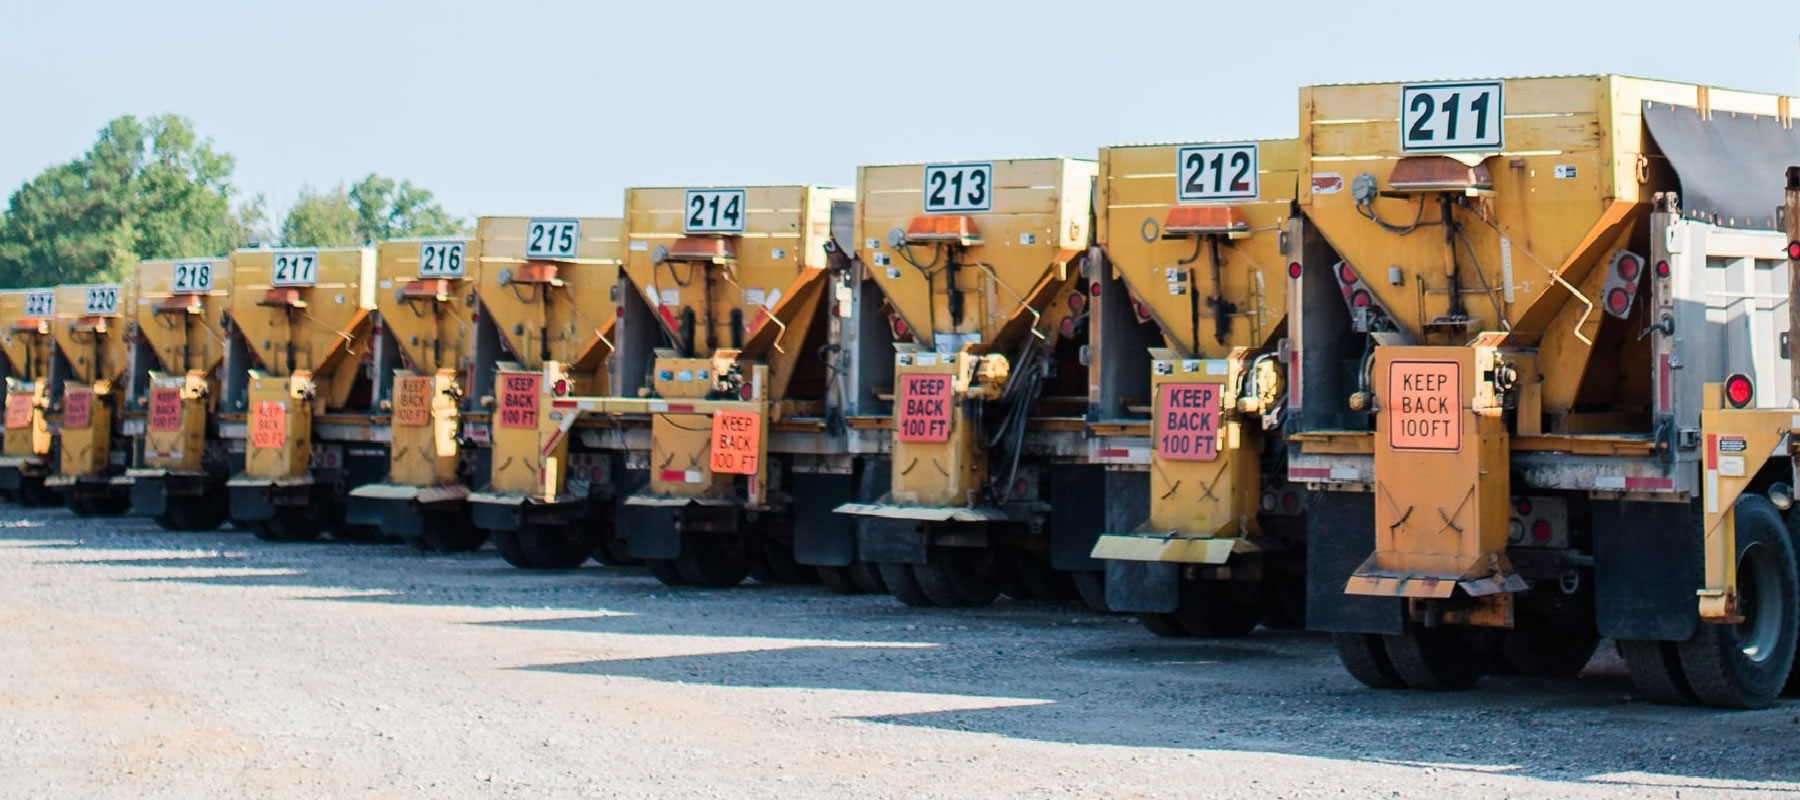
[1291,75,1800,707]
[44,282,134,515]
[0,288,57,505]
[124,258,234,530]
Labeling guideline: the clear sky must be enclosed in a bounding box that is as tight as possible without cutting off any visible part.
[2,0,1796,224]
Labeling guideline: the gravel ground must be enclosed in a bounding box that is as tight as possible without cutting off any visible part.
[2,504,1799,799]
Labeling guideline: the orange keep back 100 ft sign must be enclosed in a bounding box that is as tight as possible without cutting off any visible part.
[1387,360,1461,452]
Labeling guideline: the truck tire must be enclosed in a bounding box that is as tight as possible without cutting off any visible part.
[1675,496,1797,709]
[494,523,591,570]
[646,559,688,587]
[1501,616,1600,678]
[1071,569,1110,613]
[911,549,999,607]
[1333,632,1406,689]
[408,511,487,553]
[1619,639,1696,705]
[877,562,935,608]
[1383,624,1481,690]
[674,537,750,588]
[817,561,885,594]
[250,516,323,543]
[154,498,228,532]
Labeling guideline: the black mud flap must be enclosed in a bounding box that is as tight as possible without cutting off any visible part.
[793,472,855,567]
[129,478,167,516]
[620,504,680,560]
[1105,560,1179,613]
[1593,499,1700,641]
[857,517,927,565]
[470,500,522,533]
[228,485,276,522]
[1304,490,1402,634]
[1051,467,1147,571]
[344,495,387,528]
[1643,102,1800,230]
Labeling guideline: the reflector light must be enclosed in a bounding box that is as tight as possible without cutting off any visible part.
[1516,499,1532,515]
[1788,241,1800,260]
[1351,290,1372,308]
[891,316,910,338]
[1655,260,1670,278]
[739,383,754,401]
[1531,519,1552,544]
[1013,478,1029,499]
[1725,373,1754,408]
[1288,262,1302,279]
[552,379,569,396]
[1067,291,1086,313]
[1058,316,1076,338]
[1132,298,1151,321]
[1088,283,1101,296]
[1605,287,1630,315]
[1337,263,1357,284]
[1616,255,1640,281]
[1281,491,1300,513]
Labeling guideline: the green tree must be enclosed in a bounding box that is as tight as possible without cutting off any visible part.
[281,174,463,247]
[280,186,359,247]
[0,114,253,287]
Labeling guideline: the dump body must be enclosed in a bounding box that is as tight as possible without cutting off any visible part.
[222,246,380,539]
[1086,140,1305,621]
[1293,74,1800,706]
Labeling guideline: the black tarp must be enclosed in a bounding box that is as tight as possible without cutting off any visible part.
[1643,100,1800,230]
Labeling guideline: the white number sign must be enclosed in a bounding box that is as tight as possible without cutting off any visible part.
[922,163,992,213]
[684,189,746,234]
[271,251,319,287]
[23,290,53,318]
[172,260,214,293]
[1177,143,1259,202]
[83,285,121,315]
[1400,81,1504,152]
[525,219,579,259]
[418,241,466,278]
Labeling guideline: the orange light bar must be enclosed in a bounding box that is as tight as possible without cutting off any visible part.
[10,318,48,333]
[905,215,982,245]
[1163,205,1249,236]
[665,236,736,262]
[70,316,110,333]
[1388,156,1493,193]
[401,278,456,300]
[511,262,561,285]
[155,294,205,315]
[258,287,307,308]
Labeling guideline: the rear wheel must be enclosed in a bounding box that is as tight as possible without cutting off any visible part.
[848,560,887,594]
[1137,613,1192,638]
[409,511,487,553]
[250,515,323,543]
[646,559,688,587]
[750,540,816,585]
[1501,616,1599,678]
[588,535,637,567]
[1675,497,1797,709]
[1620,639,1696,705]
[1071,569,1110,613]
[68,493,126,517]
[877,562,933,607]
[674,536,751,588]
[1333,632,1407,689]
[1137,580,1261,638]
[494,523,592,569]
[154,496,228,532]
[1382,624,1481,691]
[816,565,862,594]
[1010,554,1075,602]
[911,549,999,607]
[17,479,57,508]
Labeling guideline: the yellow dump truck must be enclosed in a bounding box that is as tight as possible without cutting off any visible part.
[124,258,234,530]
[221,247,385,541]
[345,237,488,551]
[835,159,1112,607]
[1085,140,1306,634]
[1290,75,1800,707]
[509,187,886,588]
[0,287,58,505]
[464,216,633,568]
[42,281,136,514]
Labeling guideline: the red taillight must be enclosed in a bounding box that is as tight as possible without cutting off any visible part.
[1288,262,1302,279]
[1132,298,1151,321]
[1515,498,1532,516]
[1531,519,1552,544]
[1654,260,1670,278]
[1605,287,1630,315]
[1088,282,1101,296]
[739,383,754,400]
[892,316,910,338]
[1067,291,1086,313]
[1058,317,1076,338]
[552,379,568,396]
[1013,478,1029,499]
[1787,241,1800,261]
[1616,255,1640,281]
[1725,373,1754,408]
[1281,491,1300,513]
[1350,290,1372,308]
[1337,263,1357,284]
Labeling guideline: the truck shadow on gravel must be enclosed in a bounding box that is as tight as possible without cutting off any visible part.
[12,514,1800,792]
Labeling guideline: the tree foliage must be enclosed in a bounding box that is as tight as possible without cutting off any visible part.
[0,115,255,287]
[281,174,463,247]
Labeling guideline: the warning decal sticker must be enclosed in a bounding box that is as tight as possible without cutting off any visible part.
[1155,383,1221,462]
[1387,360,1461,452]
